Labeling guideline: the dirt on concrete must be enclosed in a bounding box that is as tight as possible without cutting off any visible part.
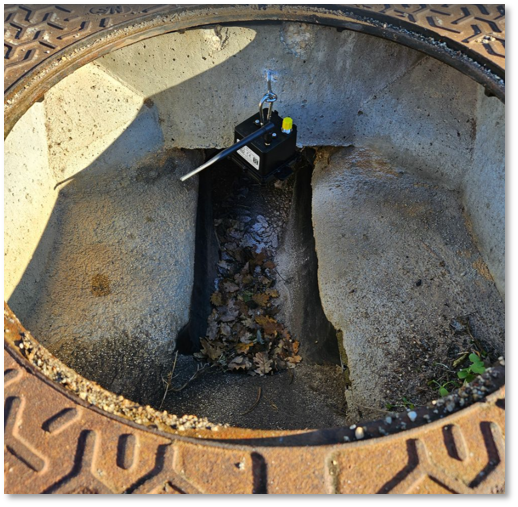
[19,148,203,406]
[161,355,347,430]
[311,146,505,423]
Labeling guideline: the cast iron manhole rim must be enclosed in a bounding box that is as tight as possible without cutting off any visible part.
[4,4,505,492]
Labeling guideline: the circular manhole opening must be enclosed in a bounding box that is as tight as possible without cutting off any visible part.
[5,20,504,442]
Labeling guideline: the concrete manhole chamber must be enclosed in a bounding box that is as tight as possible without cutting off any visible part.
[4,5,505,494]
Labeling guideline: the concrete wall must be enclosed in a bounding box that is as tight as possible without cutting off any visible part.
[311,146,504,419]
[95,23,424,148]
[4,102,58,315]
[4,62,199,403]
[353,56,479,191]
[465,89,505,296]
[44,63,164,182]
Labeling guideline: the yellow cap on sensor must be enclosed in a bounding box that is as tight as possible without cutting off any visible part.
[281,117,293,133]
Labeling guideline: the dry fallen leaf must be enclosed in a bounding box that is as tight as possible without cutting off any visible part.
[242,274,254,285]
[210,292,224,306]
[286,355,302,368]
[220,323,231,337]
[253,352,273,375]
[198,206,302,376]
[236,342,253,353]
[239,332,253,344]
[252,293,270,307]
[228,355,252,371]
[200,339,224,361]
[240,316,256,329]
[251,250,266,266]
[219,300,239,322]
[223,281,239,293]
[255,315,282,336]
[207,316,218,340]
[258,276,272,287]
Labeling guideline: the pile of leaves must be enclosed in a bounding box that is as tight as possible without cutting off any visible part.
[195,217,301,376]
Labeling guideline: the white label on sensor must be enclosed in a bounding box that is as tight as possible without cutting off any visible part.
[236,140,260,170]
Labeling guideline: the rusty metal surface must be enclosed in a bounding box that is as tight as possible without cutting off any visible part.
[4,3,506,495]
[4,343,505,494]
[3,4,505,92]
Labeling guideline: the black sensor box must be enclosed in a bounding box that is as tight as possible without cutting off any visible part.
[229,110,298,182]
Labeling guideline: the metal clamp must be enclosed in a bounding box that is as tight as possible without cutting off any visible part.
[258,71,277,126]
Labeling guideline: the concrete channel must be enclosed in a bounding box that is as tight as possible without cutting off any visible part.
[4,4,505,494]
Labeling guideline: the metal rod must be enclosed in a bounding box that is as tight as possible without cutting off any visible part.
[180,121,275,182]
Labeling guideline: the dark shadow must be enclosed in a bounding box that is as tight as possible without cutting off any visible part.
[116,434,137,470]
[469,422,502,489]
[124,444,169,494]
[442,424,463,461]
[495,397,505,410]
[251,452,268,494]
[278,151,341,364]
[378,440,419,495]
[176,160,219,354]
[377,439,419,494]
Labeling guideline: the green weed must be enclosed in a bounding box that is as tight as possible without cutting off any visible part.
[457,352,486,384]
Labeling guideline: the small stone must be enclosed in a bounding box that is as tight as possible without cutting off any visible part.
[446,401,455,412]
[407,411,417,422]
[385,416,392,425]
[355,427,365,440]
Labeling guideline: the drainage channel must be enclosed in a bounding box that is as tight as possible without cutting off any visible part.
[167,154,346,429]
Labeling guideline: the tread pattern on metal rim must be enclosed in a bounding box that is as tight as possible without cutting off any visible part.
[4,4,505,91]
[4,348,505,494]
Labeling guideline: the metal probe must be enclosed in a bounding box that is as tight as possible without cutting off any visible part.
[180,121,275,182]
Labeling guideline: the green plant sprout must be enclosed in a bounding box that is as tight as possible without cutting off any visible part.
[384,396,415,411]
[457,353,486,384]
[429,379,460,397]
